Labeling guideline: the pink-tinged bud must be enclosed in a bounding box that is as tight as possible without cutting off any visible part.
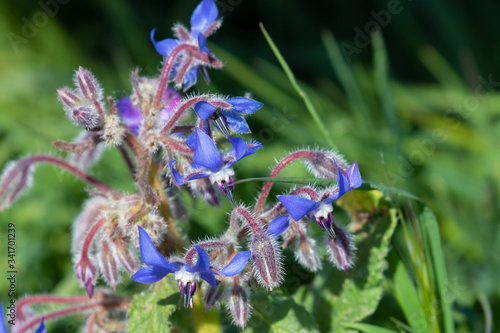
[0,159,34,211]
[303,150,350,180]
[74,255,98,298]
[188,177,221,207]
[282,220,322,272]
[204,283,224,311]
[57,87,103,129]
[227,281,251,330]
[72,197,106,255]
[295,237,322,272]
[69,105,103,130]
[99,240,119,290]
[164,180,188,221]
[325,224,355,273]
[75,66,103,102]
[114,238,140,274]
[250,231,283,290]
[74,216,105,297]
[57,88,83,108]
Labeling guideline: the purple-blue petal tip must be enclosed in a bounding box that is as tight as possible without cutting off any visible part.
[34,318,46,333]
[169,160,186,185]
[220,251,251,277]
[277,195,319,221]
[267,215,291,237]
[190,0,218,37]
[226,97,263,114]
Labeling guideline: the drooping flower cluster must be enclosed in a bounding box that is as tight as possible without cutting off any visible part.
[0,0,364,331]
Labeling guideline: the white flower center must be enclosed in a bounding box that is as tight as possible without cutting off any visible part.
[174,267,200,285]
[314,201,333,220]
[209,166,234,184]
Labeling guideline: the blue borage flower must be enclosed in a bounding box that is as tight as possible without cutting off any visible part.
[151,0,221,90]
[169,128,262,203]
[132,226,250,308]
[1,305,46,333]
[194,97,263,135]
[277,161,362,238]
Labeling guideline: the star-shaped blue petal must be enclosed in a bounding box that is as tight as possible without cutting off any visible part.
[190,0,218,37]
[277,195,320,221]
[190,128,224,172]
[150,29,179,58]
[220,251,251,277]
[132,227,181,283]
[267,215,291,237]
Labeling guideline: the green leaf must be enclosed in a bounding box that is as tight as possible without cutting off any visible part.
[393,262,431,333]
[294,190,398,332]
[246,293,320,333]
[420,206,455,333]
[127,279,179,332]
[343,322,399,333]
[360,183,425,203]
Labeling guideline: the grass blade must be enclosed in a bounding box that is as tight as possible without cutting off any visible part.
[259,23,337,150]
[420,206,455,333]
[372,33,400,137]
[321,30,371,123]
[393,262,431,333]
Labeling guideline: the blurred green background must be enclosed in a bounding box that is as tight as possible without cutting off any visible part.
[0,0,499,331]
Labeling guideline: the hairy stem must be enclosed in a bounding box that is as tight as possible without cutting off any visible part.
[2,155,114,195]
[153,44,203,111]
[254,150,317,214]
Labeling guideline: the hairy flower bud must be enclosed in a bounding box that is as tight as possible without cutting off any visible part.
[325,224,355,273]
[164,178,188,221]
[99,240,120,290]
[204,283,224,311]
[57,88,83,108]
[281,219,322,272]
[0,159,34,211]
[74,255,98,298]
[58,88,104,129]
[306,150,349,179]
[114,238,140,274]
[73,105,103,129]
[189,177,221,207]
[227,280,251,330]
[75,66,103,102]
[72,197,106,254]
[250,230,282,290]
[295,237,322,272]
